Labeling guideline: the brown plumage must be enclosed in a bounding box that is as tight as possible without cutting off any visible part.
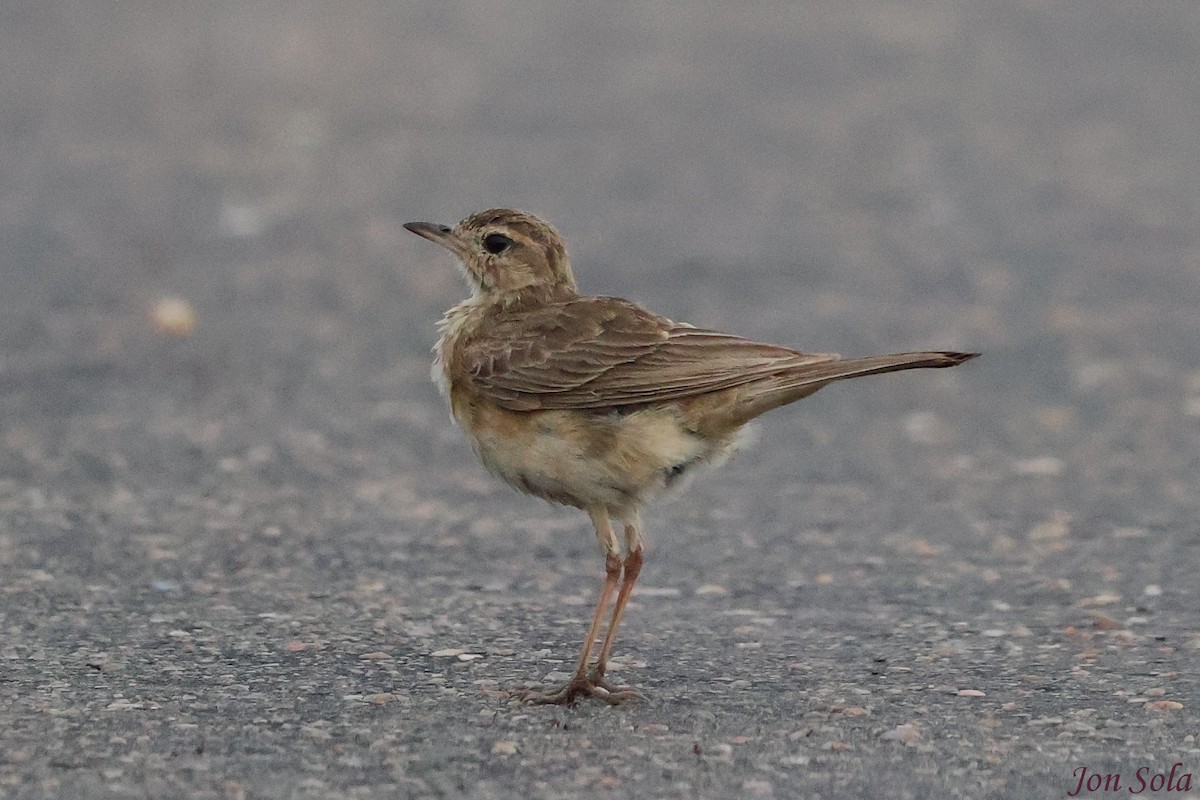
[405,208,978,705]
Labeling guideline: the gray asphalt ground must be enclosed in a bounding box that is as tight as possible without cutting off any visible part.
[2,3,1199,798]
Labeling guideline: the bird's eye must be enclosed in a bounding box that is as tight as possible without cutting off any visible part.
[482,233,513,255]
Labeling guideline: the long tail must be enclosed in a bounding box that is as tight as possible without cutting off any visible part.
[731,350,979,425]
[787,350,979,384]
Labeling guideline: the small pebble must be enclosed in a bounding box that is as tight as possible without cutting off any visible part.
[1013,456,1064,476]
[881,724,921,744]
[150,296,197,337]
[637,587,682,597]
[1146,700,1183,712]
[1028,514,1070,541]
[1077,593,1121,608]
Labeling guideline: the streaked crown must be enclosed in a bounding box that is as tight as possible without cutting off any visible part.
[405,208,578,297]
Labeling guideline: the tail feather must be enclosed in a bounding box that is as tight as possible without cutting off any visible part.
[732,350,979,424]
[783,350,980,386]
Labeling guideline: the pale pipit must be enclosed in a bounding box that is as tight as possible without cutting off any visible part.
[404,208,977,705]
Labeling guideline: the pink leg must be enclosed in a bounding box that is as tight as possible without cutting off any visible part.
[591,547,642,680]
[522,511,646,705]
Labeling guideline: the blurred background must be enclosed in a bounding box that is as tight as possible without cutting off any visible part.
[1,2,1198,797]
[4,0,1197,568]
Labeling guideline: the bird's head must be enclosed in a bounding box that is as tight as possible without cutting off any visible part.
[404,208,578,299]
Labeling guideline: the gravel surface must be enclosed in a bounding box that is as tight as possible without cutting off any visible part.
[2,3,1198,798]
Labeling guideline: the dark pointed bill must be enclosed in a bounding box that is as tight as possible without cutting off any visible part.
[403,221,453,241]
[404,221,469,258]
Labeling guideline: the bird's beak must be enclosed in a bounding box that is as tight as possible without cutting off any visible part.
[403,221,452,242]
[404,221,468,258]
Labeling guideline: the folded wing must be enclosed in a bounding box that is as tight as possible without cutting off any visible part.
[461,297,837,411]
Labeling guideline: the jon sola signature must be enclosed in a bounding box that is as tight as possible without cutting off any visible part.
[1069,764,1193,796]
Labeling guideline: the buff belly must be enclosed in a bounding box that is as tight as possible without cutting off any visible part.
[450,397,729,514]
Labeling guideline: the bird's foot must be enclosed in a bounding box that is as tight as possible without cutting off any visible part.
[518,673,646,706]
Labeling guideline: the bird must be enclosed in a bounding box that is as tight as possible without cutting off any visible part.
[403,208,977,705]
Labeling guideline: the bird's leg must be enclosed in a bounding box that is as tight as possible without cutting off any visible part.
[523,509,631,705]
[586,516,645,700]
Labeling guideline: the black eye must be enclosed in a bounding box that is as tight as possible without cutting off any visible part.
[482,233,513,255]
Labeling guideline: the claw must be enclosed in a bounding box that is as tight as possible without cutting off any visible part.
[587,672,646,701]
[517,676,647,706]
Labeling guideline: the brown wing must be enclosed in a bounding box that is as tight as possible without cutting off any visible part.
[460,296,837,411]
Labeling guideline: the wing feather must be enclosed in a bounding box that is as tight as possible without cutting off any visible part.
[461,297,837,411]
